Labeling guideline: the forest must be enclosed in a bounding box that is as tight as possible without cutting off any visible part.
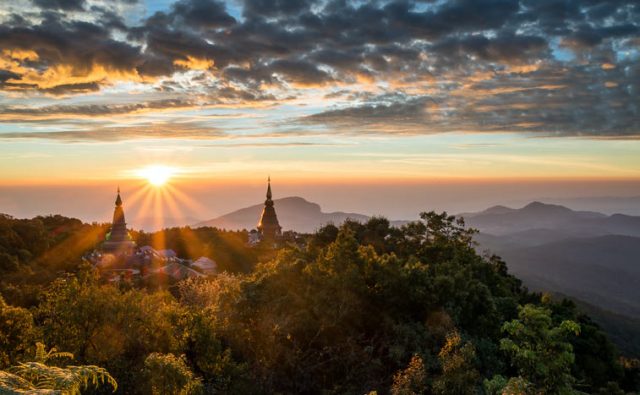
[1,212,639,394]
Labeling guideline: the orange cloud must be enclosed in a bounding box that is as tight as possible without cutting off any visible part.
[2,49,39,62]
[9,64,142,91]
[173,56,215,70]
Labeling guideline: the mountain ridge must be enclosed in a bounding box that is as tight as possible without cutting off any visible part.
[196,196,377,233]
[460,201,639,237]
[461,202,640,348]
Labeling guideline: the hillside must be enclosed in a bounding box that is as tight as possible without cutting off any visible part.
[557,292,640,358]
[500,235,640,319]
[2,212,636,393]
[463,203,640,312]
[461,202,640,358]
[196,196,396,233]
[461,201,640,238]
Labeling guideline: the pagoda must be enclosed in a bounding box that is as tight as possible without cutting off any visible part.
[103,187,136,254]
[257,177,282,240]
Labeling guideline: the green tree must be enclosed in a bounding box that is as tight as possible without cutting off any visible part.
[144,353,202,395]
[0,342,116,394]
[391,355,427,395]
[0,296,37,368]
[498,304,581,394]
[35,275,185,391]
[432,331,480,395]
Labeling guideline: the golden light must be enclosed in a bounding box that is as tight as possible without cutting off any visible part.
[136,165,176,186]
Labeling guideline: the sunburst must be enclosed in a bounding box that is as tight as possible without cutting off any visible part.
[136,165,176,187]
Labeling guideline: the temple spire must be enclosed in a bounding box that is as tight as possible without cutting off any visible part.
[257,176,281,240]
[266,176,272,200]
[104,186,135,253]
[115,186,122,207]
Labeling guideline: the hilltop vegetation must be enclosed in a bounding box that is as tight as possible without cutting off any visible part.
[0,212,638,393]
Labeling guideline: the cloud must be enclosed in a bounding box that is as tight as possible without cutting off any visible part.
[0,98,196,118]
[170,0,236,28]
[205,141,343,148]
[301,59,640,138]
[0,0,638,137]
[431,34,549,65]
[302,95,435,134]
[32,0,85,11]
[0,125,227,142]
[0,14,144,93]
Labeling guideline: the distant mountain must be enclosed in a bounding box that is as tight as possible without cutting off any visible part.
[460,201,640,238]
[460,201,604,235]
[564,294,640,358]
[196,196,373,233]
[501,235,640,319]
[536,196,640,216]
[462,201,640,352]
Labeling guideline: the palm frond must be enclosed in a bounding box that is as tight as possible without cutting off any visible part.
[6,362,116,395]
[0,370,36,390]
[33,343,73,364]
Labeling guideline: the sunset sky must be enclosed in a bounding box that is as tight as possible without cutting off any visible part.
[0,0,639,223]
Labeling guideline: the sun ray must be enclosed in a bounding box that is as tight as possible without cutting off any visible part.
[164,183,208,215]
[160,188,206,259]
[135,165,177,187]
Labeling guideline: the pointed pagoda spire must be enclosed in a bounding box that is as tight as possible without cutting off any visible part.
[115,186,123,206]
[104,185,135,253]
[257,176,281,240]
[266,176,272,200]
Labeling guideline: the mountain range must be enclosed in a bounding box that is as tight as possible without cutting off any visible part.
[196,196,373,233]
[460,202,640,356]
[197,197,640,356]
[461,201,640,239]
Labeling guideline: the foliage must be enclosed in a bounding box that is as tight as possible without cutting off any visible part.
[0,343,116,394]
[0,212,637,394]
[143,353,202,395]
[31,342,74,364]
[0,214,107,307]
[391,355,427,395]
[34,275,185,392]
[497,304,581,394]
[0,296,38,369]
[432,331,479,394]
[177,278,254,393]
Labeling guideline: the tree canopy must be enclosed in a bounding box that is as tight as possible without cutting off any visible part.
[0,211,637,394]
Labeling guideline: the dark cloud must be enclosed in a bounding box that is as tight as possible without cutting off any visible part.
[170,0,236,28]
[30,0,140,11]
[384,0,520,40]
[562,24,639,49]
[302,60,640,138]
[0,0,638,137]
[301,95,437,135]
[90,6,130,31]
[269,59,334,85]
[432,34,549,64]
[0,14,143,93]
[42,82,102,95]
[32,0,85,11]
[242,0,318,18]
[0,70,21,83]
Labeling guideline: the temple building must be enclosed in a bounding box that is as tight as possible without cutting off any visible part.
[103,187,136,254]
[257,177,282,240]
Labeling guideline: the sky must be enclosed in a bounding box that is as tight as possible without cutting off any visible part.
[0,0,639,223]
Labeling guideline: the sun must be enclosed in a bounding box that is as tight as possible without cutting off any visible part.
[136,165,176,186]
